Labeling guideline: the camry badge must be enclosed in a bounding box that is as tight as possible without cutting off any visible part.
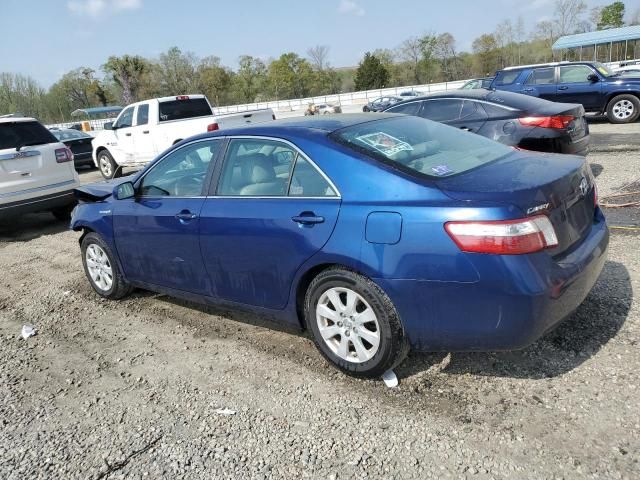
[527,203,550,215]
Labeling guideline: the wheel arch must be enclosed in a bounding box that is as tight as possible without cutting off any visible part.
[605,91,640,107]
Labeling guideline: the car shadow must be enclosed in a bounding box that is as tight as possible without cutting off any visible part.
[590,163,604,177]
[0,213,69,244]
[398,260,631,380]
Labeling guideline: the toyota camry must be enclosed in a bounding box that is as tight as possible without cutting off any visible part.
[71,114,608,378]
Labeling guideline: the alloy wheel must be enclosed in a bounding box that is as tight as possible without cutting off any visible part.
[99,155,112,177]
[316,287,381,363]
[85,244,113,292]
[613,99,635,120]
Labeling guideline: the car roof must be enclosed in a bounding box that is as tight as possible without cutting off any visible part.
[501,61,595,71]
[197,113,401,139]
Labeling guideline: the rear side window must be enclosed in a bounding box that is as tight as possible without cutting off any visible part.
[385,101,422,115]
[330,116,511,179]
[421,100,464,122]
[159,98,212,122]
[136,104,149,125]
[0,121,58,150]
[494,70,520,86]
[526,68,555,85]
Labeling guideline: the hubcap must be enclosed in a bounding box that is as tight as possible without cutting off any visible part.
[85,244,113,292]
[99,156,112,177]
[613,100,634,120]
[316,287,380,363]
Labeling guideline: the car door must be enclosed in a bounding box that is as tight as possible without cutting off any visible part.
[556,65,603,110]
[418,99,487,133]
[111,106,136,163]
[199,137,341,309]
[131,103,155,163]
[520,67,557,100]
[113,139,223,294]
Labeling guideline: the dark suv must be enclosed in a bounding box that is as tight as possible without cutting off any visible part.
[490,61,640,124]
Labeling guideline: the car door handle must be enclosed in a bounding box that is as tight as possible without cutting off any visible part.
[125,133,132,136]
[175,210,198,221]
[460,127,471,131]
[558,86,569,90]
[292,213,325,225]
[522,88,535,93]
[142,130,150,134]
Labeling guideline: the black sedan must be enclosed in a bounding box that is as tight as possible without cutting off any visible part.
[50,128,95,169]
[363,96,403,112]
[383,89,589,156]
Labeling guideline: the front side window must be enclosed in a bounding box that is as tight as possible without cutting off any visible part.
[139,140,221,197]
[420,99,464,122]
[526,67,555,85]
[330,116,511,179]
[136,104,149,125]
[114,106,134,129]
[559,65,595,83]
[217,138,336,197]
[385,101,422,115]
[494,70,520,85]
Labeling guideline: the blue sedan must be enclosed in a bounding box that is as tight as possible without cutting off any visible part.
[71,114,609,378]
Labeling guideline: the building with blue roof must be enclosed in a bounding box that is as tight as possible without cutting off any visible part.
[552,25,640,63]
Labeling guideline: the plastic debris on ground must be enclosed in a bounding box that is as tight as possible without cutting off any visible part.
[215,408,236,416]
[382,369,398,388]
[21,325,37,339]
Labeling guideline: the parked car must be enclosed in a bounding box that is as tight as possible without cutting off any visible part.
[316,103,342,114]
[50,128,94,169]
[613,65,640,76]
[71,114,607,378]
[383,89,590,155]
[92,94,275,179]
[1,117,79,220]
[460,77,494,90]
[490,61,640,124]
[363,96,403,112]
[399,91,424,98]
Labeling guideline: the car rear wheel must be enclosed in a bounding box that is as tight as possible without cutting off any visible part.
[606,94,640,124]
[81,232,132,299]
[98,150,120,179]
[304,268,408,378]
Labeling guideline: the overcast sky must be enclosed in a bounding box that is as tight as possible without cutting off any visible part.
[0,0,620,87]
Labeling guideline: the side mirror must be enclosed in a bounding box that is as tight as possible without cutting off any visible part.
[113,182,135,200]
[104,122,114,130]
[587,73,600,83]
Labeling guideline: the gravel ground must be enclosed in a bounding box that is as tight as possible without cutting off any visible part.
[1,122,639,479]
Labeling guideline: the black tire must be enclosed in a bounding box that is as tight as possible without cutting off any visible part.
[304,268,409,378]
[51,203,76,221]
[606,94,640,124]
[81,232,133,299]
[97,150,121,179]
[362,106,370,112]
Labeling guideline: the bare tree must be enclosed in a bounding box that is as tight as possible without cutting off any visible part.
[307,45,330,71]
[515,16,526,64]
[554,0,587,36]
[399,37,423,84]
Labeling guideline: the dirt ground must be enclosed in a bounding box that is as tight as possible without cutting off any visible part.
[1,122,639,479]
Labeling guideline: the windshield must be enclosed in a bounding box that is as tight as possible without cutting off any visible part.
[593,62,616,77]
[51,129,91,141]
[330,116,512,179]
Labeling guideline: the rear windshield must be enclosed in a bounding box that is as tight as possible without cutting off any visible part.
[0,121,58,150]
[158,98,212,122]
[329,116,511,179]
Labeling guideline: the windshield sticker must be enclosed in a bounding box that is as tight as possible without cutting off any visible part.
[596,67,608,76]
[431,164,455,176]
[356,132,413,156]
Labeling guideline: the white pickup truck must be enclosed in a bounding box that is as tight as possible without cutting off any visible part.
[92,95,275,178]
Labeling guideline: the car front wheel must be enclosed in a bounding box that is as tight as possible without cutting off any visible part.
[98,150,121,179]
[304,268,408,378]
[81,232,132,299]
[606,94,640,124]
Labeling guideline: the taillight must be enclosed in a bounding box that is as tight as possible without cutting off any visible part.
[55,147,73,163]
[207,123,219,132]
[176,95,190,100]
[445,215,558,255]
[518,115,574,129]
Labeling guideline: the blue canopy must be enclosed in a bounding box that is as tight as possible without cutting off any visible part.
[553,25,640,50]
[71,106,123,117]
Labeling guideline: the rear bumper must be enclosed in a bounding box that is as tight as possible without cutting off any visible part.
[73,152,94,167]
[519,133,590,156]
[0,189,76,219]
[376,210,609,351]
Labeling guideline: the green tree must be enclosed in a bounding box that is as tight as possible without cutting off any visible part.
[472,34,500,76]
[597,1,625,29]
[158,47,198,95]
[267,53,316,99]
[233,55,267,103]
[196,56,233,106]
[354,52,389,90]
[103,55,148,104]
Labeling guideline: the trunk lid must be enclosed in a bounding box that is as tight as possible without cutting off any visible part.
[437,150,596,256]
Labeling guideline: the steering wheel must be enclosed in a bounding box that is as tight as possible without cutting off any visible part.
[173,173,205,196]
